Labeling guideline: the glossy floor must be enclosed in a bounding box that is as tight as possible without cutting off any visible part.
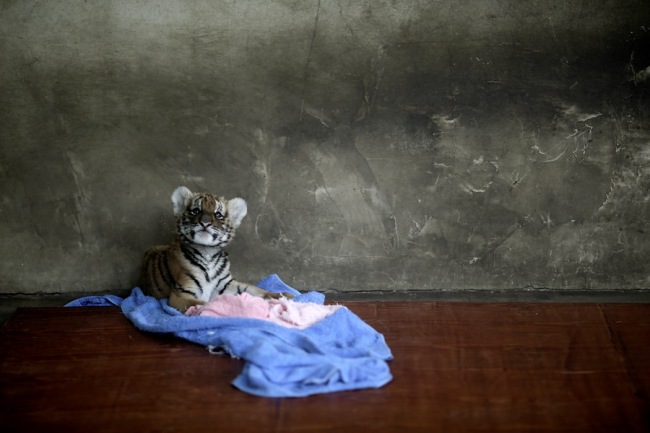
[1,302,648,432]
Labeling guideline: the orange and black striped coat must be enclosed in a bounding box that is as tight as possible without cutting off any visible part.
[141,186,292,312]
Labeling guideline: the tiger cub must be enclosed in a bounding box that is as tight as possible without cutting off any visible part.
[141,186,292,312]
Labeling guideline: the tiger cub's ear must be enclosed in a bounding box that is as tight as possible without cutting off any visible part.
[171,186,193,216]
[227,197,248,228]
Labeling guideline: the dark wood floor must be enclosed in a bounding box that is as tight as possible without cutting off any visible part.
[1,302,648,432]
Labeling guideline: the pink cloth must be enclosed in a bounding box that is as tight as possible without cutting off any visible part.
[185,293,341,329]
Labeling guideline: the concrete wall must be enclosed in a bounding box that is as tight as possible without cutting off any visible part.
[1,0,649,295]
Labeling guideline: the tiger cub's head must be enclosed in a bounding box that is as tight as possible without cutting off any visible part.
[171,186,248,248]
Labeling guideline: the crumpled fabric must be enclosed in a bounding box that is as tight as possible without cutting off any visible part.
[185,291,341,329]
[66,274,393,397]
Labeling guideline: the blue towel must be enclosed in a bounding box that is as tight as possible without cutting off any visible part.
[66,274,393,397]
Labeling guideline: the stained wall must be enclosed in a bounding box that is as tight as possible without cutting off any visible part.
[1,1,649,294]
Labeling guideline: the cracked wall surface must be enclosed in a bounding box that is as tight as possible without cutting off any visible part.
[1,0,649,294]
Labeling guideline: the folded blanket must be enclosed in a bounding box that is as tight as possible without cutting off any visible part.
[65,274,393,397]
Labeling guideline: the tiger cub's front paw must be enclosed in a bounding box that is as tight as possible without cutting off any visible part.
[263,291,295,300]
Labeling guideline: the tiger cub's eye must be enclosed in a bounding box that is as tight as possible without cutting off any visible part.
[189,208,200,216]
[215,211,224,220]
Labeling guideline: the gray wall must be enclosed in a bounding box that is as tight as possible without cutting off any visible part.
[1,0,649,295]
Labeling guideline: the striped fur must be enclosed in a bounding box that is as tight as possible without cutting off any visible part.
[141,186,291,312]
